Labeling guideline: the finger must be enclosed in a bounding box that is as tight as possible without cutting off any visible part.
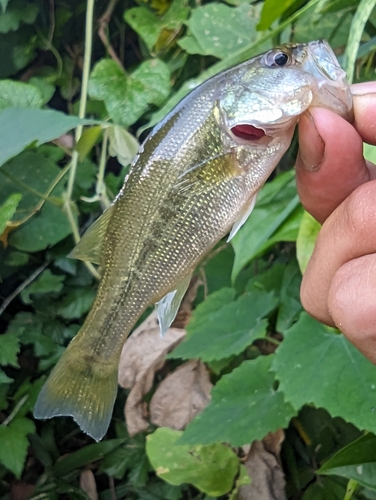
[296,107,372,223]
[327,254,376,364]
[351,82,376,145]
[300,180,376,325]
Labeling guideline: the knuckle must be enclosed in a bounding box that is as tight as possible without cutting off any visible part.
[343,182,376,234]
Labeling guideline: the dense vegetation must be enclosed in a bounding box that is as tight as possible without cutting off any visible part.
[1,0,376,498]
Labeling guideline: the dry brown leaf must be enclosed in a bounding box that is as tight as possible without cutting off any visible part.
[150,359,212,430]
[238,430,286,500]
[119,310,186,436]
[10,482,34,500]
[79,470,98,500]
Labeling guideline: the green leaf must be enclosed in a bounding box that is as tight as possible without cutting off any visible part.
[179,3,269,60]
[0,369,13,383]
[273,313,376,433]
[20,269,65,304]
[125,7,161,51]
[0,192,21,235]
[0,417,35,478]
[180,355,296,446]
[124,0,189,52]
[318,434,376,489]
[0,0,9,13]
[53,439,126,476]
[0,151,73,251]
[28,77,55,106]
[0,79,43,110]
[170,289,277,361]
[108,125,139,167]
[88,59,170,128]
[57,288,96,319]
[0,108,96,167]
[258,0,297,30]
[296,210,321,273]
[0,332,20,367]
[76,126,102,162]
[0,0,38,33]
[302,476,349,500]
[293,5,352,48]
[276,258,303,332]
[5,250,29,266]
[231,171,302,281]
[146,427,240,496]
[364,143,376,164]
[99,434,147,480]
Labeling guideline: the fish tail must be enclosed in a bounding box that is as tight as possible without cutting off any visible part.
[34,338,118,441]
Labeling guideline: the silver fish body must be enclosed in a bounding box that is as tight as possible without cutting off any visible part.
[34,40,352,441]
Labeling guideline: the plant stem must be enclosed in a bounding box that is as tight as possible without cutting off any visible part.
[264,336,281,346]
[64,0,100,280]
[344,479,358,500]
[97,127,111,209]
[66,0,95,203]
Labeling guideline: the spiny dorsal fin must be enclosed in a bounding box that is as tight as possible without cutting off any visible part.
[69,204,115,264]
[156,273,192,336]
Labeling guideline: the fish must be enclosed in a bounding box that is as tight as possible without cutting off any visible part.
[34,40,353,441]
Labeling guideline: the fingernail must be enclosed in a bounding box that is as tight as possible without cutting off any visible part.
[351,82,376,96]
[297,110,325,172]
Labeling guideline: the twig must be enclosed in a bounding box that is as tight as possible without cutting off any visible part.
[98,0,125,71]
[0,263,49,317]
[109,476,117,500]
[2,395,29,426]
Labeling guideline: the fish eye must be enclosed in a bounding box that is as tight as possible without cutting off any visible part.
[264,50,291,68]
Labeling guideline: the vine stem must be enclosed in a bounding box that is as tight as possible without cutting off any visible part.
[64,0,100,280]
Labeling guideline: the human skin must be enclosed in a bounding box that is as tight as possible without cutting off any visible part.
[296,81,376,364]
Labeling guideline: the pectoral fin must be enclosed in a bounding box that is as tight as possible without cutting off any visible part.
[227,193,257,241]
[175,151,241,195]
[156,273,192,336]
[69,204,115,264]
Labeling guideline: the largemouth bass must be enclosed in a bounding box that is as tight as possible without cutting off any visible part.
[34,40,352,441]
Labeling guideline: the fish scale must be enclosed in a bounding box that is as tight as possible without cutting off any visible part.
[34,40,353,441]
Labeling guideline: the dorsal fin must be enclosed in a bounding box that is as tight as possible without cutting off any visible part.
[69,204,115,264]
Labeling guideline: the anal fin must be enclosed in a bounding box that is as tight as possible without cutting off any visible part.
[227,193,257,241]
[156,273,192,336]
[69,204,115,264]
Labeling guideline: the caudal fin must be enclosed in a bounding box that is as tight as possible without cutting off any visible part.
[34,344,118,441]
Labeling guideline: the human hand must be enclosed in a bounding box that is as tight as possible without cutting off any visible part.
[296,82,376,363]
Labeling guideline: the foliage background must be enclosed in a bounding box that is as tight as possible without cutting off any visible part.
[0,0,376,498]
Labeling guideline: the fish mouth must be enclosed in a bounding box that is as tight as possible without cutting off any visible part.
[304,40,353,120]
